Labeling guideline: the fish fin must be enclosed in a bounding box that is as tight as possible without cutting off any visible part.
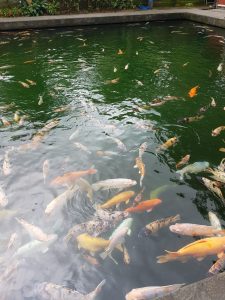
[99,251,108,260]
[217,252,224,259]
[196,257,205,262]
[157,251,179,263]
[116,244,124,252]
[127,229,132,236]
[134,165,137,168]
[147,209,152,213]
[87,279,106,298]
[125,199,130,204]
[109,254,118,264]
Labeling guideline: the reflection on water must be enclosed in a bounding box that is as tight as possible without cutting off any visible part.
[0,20,225,299]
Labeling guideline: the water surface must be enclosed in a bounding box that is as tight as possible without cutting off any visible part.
[0,20,225,299]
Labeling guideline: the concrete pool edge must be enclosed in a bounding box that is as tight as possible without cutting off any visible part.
[157,271,225,300]
[0,8,225,30]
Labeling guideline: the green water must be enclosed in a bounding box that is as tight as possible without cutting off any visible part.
[0,20,225,299]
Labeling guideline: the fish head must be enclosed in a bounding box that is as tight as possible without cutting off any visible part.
[88,169,98,175]
[152,198,162,206]
[169,224,181,234]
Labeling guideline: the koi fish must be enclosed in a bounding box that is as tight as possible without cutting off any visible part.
[38,96,43,105]
[7,232,19,250]
[176,154,190,169]
[188,85,199,98]
[96,150,117,157]
[125,199,162,213]
[157,236,225,263]
[32,279,105,300]
[76,233,109,253]
[176,161,209,180]
[50,169,97,187]
[133,187,145,205]
[209,254,225,275]
[134,157,145,187]
[92,178,137,191]
[45,186,78,216]
[218,158,225,172]
[13,235,57,259]
[150,99,166,107]
[65,212,127,242]
[123,246,130,264]
[106,78,120,84]
[211,97,216,107]
[101,227,128,261]
[136,80,143,86]
[110,136,127,151]
[42,159,49,184]
[76,178,93,202]
[157,137,178,151]
[18,81,29,88]
[178,115,204,123]
[100,191,135,209]
[139,214,180,237]
[74,142,91,154]
[202,177,225,204]
[169,223,225,237]
[117,49,124,55]
[1,117,11,127]
[125,284,185,300]
[139,142,147,159]
[217,63,223,72]
[2,151,11,176]
[208,211,222,231]
[125,63,129,70]
[183,62,189,67]
[206,168,225,184]
[16,217,52,242]
[114,67,117,73]
[14,111,20,123]
[0,186,8,207]
[211,126,225,137]
[26,79,36,85]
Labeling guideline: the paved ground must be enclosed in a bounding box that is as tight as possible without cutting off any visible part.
[0,7,225,30]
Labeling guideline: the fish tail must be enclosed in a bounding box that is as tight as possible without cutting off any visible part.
[87,279,106,299]
[174,214,181,222]
[157,251,179,263]
[140,176,144,187]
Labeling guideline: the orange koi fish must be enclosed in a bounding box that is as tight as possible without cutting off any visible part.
[117,49,124,55]
[188,85,199,98]
[125,199,162,213]
[157,236,225,263]
[50,169,97,187]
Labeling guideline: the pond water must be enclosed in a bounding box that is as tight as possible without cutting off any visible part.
[0,20,225,299]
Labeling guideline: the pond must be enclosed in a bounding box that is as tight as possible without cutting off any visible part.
[0,20,225,300]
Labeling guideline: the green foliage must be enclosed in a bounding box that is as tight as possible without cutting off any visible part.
[19,0,45,16]
[45,0,60,15]
[0,7,22,17]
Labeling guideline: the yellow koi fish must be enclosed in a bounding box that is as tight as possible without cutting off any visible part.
[100,191,135,209]
[76,233,109,253]
[157,236,225,263]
